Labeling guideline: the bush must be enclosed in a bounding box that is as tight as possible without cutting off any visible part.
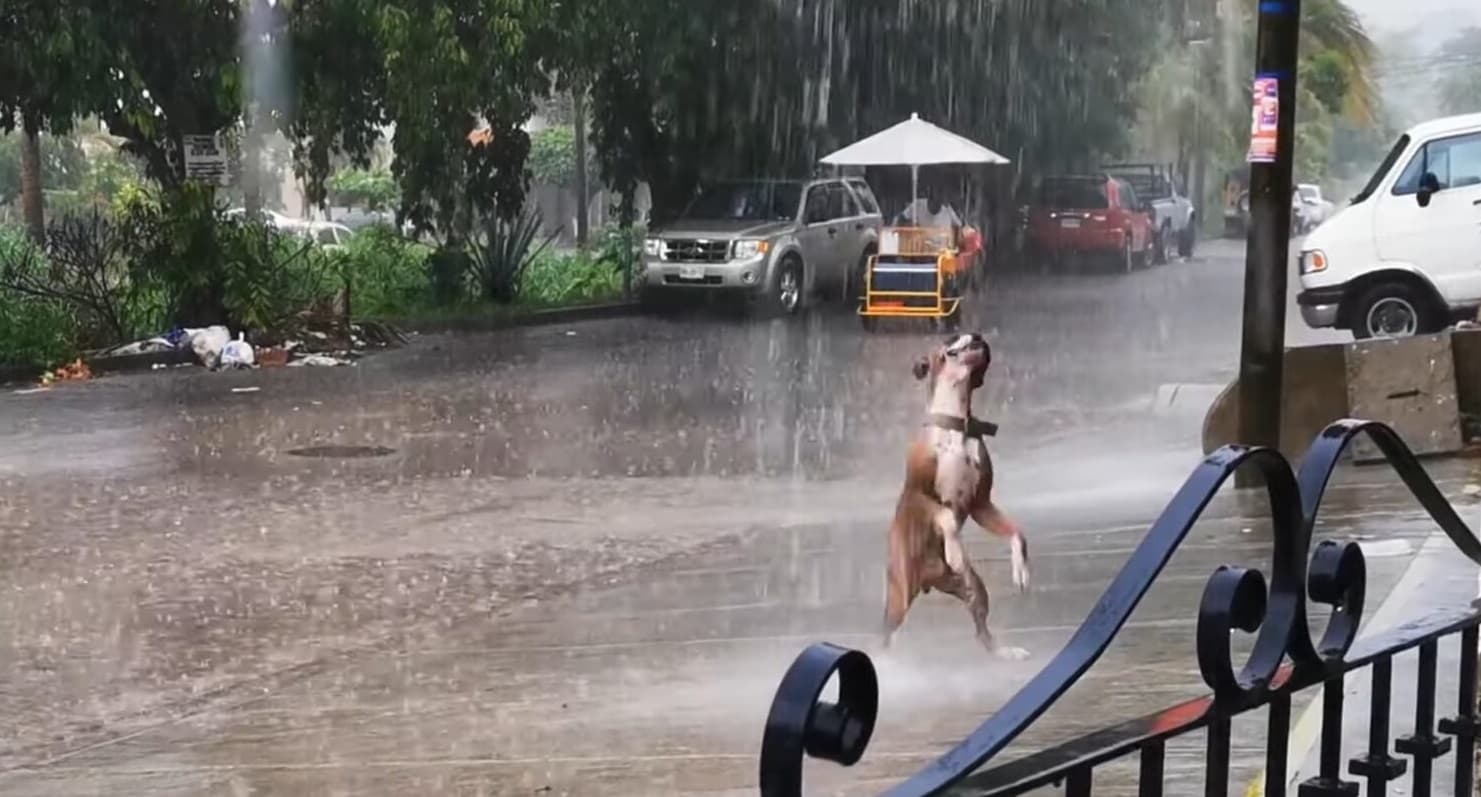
[521,250,624,306]
[336,225,433,317]
[327,167,399,211]
[468,208,557,304]
[0,228,78,369]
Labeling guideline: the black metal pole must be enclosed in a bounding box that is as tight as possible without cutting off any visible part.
[1236,0,1301,479]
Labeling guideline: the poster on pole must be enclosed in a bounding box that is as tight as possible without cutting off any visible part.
[1247,75,1280,164]
[183,134,229,185]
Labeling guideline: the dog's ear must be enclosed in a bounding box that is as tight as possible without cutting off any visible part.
[912,357,931,381]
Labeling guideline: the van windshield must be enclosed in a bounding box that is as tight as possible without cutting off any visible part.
[1351,134,1410,205]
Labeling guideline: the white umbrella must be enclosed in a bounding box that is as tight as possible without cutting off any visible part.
[821,113,1010,217]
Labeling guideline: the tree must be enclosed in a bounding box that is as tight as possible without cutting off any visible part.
[1436,28,1481,116]
[0,0,106,240]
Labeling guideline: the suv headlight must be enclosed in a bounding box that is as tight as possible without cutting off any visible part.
[1300,249,1328,274]
[643,238,663,257]
[732,239,770,259]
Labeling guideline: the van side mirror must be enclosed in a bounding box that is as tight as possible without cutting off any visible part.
[1417,172,1441,208]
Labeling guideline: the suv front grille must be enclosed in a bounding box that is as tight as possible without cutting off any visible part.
[664,239,730,262]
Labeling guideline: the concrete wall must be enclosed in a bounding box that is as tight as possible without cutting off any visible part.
[1202,329,1481,461]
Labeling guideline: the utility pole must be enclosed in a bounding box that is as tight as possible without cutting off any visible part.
[1236,0,1301,477]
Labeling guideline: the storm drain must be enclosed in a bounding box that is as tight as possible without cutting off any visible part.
[286,445,396,459]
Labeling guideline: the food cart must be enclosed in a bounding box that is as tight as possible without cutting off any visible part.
[819,114,1009,331]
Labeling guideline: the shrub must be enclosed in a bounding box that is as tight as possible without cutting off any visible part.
[337,225,433,317]
[521,250,623,306]
[467,208,558,304]
[0,228,78,369]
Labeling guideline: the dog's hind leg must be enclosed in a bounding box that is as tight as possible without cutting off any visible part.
[933,567,1029,661]
[973,502,1030,593]
[882,567,919,650]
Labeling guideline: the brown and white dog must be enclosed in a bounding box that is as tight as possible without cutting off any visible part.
[882,333,1030,659]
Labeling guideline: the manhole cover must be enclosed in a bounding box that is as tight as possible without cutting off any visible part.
[286,445,396,459]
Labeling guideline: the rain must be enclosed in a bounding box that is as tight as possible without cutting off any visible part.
[3,0,1481,794]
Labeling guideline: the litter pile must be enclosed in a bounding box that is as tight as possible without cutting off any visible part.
[96,315,408,373]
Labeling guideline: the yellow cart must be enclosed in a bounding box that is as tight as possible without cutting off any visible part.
[858,226,976,331]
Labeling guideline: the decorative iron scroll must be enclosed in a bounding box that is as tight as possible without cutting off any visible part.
[757,419,1481,796]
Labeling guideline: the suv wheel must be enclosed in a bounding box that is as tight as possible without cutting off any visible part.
[766,256,804,317]
[1120,235,1135,273]
[1351,281,1440,339]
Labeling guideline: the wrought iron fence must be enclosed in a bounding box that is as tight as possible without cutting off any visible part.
[759,419,1481,796]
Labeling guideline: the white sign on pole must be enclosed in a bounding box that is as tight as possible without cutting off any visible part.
[183,134,229,185]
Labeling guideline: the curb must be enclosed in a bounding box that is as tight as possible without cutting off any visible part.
[385,301,642,335]
[3,302,643,387]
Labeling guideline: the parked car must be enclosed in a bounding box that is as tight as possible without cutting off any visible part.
[1298,112,1481,339]
[1026,175,1157,272]
[1294,183,1335,233]
[639,177,883,315]
[1103,163,1197,261]
[300,221,354,250]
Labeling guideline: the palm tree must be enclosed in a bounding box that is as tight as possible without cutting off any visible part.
[1301,0,1377,123]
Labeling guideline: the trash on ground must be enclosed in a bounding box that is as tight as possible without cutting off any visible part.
[288,354,354,368]
[100,336,175,357]
[220,333,257,369]
[1464,483,1481,497]
[13,386,51,395]
[185,326,232,370]
[40,359,93,386]
[256,347,290,368]
[231,386,262,394]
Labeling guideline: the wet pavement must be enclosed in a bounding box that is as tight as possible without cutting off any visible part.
[1,241,1472,795]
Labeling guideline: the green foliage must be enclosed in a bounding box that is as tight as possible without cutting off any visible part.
[468,207,557,304]
[336,225,432,317]
[0,227,78,369]
[218,223,330,332]
[426,246,472,306]
[327,167,399,211]
[528,125,594,186]
[521,249,622,307]
[0,133,87,204]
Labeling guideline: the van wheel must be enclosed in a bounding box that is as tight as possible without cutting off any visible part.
[1351,281,1440,339]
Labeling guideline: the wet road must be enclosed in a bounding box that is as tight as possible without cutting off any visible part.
[0,240,1455,795]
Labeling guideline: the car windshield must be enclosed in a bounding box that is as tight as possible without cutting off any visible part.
[1299,186,1319,200]
[1040,179,1109,209]
[683,182,802,221]
[1351,134,1410,205]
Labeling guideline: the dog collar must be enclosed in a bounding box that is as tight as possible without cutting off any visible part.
[928,414,999,439]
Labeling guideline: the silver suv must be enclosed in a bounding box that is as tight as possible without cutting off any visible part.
[640,178,883,315]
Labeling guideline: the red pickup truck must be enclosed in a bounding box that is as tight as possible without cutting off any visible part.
[1026,175,1157,272]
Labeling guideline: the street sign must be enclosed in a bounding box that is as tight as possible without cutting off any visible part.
[183,134,229,185]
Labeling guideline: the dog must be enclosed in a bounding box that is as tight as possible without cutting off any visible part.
[882,333,1030,659]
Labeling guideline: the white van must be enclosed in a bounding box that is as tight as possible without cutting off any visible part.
[1298,112,1481,339]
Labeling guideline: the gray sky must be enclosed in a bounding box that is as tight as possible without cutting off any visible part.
[1346,0,1481,35]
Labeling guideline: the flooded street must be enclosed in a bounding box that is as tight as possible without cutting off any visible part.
[0,243,1464,795]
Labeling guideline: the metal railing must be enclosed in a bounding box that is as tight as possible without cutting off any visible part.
[759,419,1481,796]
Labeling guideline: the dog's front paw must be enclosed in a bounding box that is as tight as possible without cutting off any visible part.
[993,645,1031,662]
[1011,552,1031,593]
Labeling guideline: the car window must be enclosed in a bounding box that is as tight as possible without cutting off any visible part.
[847,180,881,215]
[1392,131,1481,195]
[803,186,830,224]
[825,183,857,220]
[1039,179,1109,210]
[1299,186,1319,200]
[316,227,338,244]
[1118,180,1140,210]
